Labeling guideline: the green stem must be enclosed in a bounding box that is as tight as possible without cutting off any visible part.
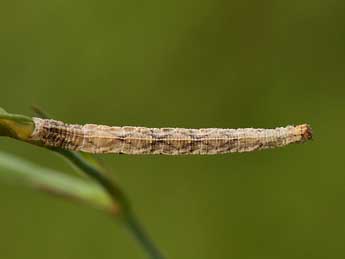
[56,149,165,259]
[124,212,165,259]
[55,149,129,212]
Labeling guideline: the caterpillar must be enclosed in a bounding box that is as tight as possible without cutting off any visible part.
[29,118,312,155]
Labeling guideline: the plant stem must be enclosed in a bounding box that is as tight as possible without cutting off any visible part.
[55,149,129,212]
[56,149,165,259]
[124,212,165,259]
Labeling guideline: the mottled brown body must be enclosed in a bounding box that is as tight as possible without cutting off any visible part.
[30,118,312,155]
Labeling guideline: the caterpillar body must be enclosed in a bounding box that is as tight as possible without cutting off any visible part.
[29,118,312,155]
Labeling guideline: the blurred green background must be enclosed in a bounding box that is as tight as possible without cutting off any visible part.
[0,0,344,258]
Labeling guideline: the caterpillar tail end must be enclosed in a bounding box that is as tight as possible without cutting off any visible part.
[296,124,313,142]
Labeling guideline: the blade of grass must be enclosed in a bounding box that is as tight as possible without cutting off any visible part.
[0,151,115,213]
[0,150,164,258]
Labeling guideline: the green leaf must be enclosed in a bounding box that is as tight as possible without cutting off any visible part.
[0,151,115,213]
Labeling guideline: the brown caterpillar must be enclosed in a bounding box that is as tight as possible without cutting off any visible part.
[29,118,312,155]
